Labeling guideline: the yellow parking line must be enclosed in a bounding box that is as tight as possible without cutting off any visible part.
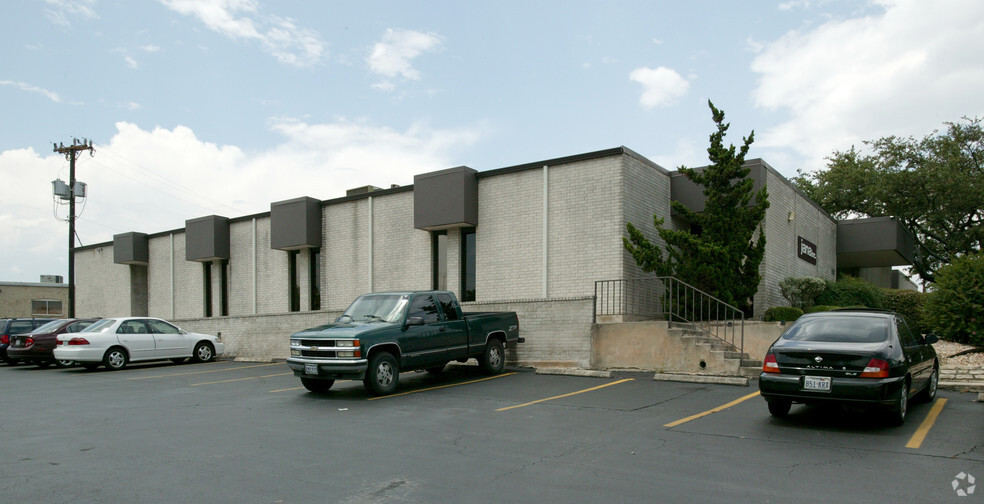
[906,398,947,449]
[369,372,517,401]
[126,362,282,380]
[496,378,634,411]
[664,391,761,428]
[192,372,292,386]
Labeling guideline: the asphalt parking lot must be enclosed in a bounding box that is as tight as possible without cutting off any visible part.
[1,360,981,503]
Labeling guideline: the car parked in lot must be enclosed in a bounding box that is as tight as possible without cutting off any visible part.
[54,317,224,371]
[6,318,100,368]
[1,318,57,365]
[759,309,938,425]
[287,290,521,395]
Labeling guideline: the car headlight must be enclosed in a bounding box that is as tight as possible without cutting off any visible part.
[290,349,301,356]
[290,339,301,347]
[336,339,359,347]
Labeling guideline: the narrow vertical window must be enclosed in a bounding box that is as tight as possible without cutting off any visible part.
[288,250,300,312]
[461,228,476,302]
[432,231,447,290]
[310,247,321,311]
[203,261,213,318]
[220,259,229,316]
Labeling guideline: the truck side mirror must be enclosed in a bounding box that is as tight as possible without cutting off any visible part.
[405,316,425,327]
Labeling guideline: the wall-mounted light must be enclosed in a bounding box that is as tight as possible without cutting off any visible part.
[788,211,795,222]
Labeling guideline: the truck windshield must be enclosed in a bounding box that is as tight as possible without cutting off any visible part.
[342,294,408,323]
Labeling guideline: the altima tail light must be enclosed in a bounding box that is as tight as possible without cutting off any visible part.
[762,353,780,373]
[67,337,91,346]
[860,358,890,378]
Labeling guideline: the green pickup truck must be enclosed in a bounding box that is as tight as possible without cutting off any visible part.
[286,291,522,395]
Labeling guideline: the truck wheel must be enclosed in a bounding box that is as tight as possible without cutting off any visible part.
[301,377,335,393]
[364,352,399,396]
[479,339,505,375]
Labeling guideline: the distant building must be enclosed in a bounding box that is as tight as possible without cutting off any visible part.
[0,276,67,318]
[72,147,915,365]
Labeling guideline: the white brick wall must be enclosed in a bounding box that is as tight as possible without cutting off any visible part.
[75,245,130,317]
[756,167,837,314]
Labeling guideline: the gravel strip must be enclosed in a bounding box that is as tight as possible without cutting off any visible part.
[933,340,984,367]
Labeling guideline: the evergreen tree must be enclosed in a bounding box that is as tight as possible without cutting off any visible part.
[623,101,769,315]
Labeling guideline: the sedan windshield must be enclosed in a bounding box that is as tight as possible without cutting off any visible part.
[341,294,408,323]
[81,319,117,333]
[782,315,888,343]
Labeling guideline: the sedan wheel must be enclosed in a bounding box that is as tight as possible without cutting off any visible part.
[55,359,75,368]
[104,348,128,371]
[916,367,938,403]
[890,381,908,426]
[191,342,214,363]
[768,400,791,417]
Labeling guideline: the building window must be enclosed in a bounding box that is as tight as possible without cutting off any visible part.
[31,299,63,316]
[310,248,321,311]
[203,262,213,318]
[461,227,476,302]
[220,260,229,317]
[288,250,301,312]
[432,231,447,290]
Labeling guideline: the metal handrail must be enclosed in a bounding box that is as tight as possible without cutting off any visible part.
[593,277,745,357]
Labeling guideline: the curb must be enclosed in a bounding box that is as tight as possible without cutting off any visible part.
[938,380,984,393]
[535,367,613,378]
[652,373,749,386]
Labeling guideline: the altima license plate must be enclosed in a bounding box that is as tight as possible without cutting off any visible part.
[305,363,318,375]
[804,376,831,392]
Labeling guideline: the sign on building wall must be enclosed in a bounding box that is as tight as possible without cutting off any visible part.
[798,236,818,265]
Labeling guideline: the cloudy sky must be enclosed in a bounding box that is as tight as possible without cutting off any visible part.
[1,0,982,283]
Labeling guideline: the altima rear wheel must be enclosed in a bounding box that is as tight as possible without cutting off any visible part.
[890,380,908,426]
[916,367,938,403]
[768,400,791,417]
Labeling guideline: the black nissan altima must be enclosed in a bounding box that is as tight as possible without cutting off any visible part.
[758,309,939,425]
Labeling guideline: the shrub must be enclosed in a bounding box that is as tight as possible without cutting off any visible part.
[923,253,984,346]
[815,276,885,308]
[764,306,804,322]
[804,305,838,314]
[882,289,929,334]
[779,277,827,309]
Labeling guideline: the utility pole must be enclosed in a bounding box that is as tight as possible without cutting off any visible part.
[54,138,95,318]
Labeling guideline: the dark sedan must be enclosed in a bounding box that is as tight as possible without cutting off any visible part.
[7,318,100,368]
[759,309,938,425]
[1,318,56,365]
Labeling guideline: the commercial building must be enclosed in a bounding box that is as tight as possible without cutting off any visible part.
[0,276,67,319]
[73,147,914,366]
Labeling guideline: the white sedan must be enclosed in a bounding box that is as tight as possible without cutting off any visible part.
[54,317,224,371]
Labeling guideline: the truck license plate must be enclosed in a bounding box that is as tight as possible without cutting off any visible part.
[804,376,831,392]
[305,363,318,375]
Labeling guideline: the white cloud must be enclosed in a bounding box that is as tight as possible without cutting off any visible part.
[124,56,139,69]
[629,66,690,108]
[140,45,162,53]
[0,80,62,103]
[751,0,984,171]
[0,119,484,281]
[159,0,325,67]
[45,0,97,27]
[368,29,444,89]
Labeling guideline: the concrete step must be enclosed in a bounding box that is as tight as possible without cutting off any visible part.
[740,366,762,378]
